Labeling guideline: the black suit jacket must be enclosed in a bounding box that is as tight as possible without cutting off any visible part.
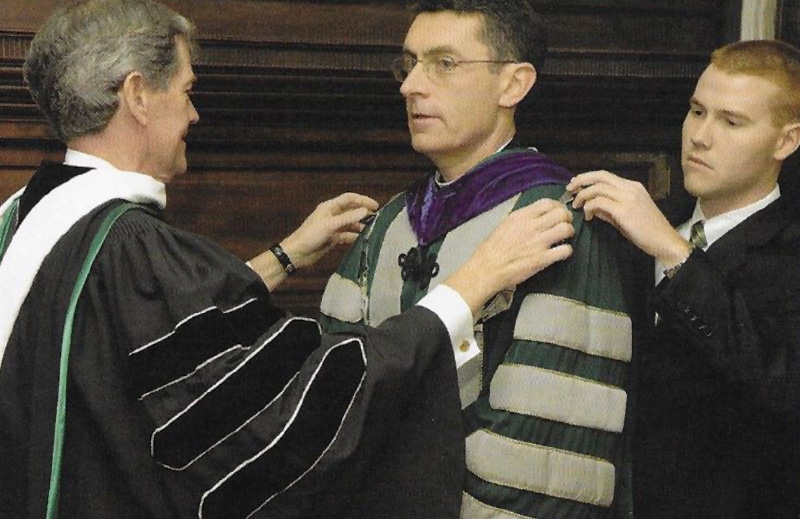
[633,196,800,518]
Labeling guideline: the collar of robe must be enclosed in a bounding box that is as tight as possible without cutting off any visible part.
[405,148,573,248]
[0,162,166,366]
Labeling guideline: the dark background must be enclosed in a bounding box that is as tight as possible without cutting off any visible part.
[1,0,797,314]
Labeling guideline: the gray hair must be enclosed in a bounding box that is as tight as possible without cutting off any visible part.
[24,0,196,143]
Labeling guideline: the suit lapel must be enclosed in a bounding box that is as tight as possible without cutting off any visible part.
[704,199,790,276]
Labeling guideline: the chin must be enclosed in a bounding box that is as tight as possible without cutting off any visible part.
[682,179,707,200]
[682,168,702,192]
[410,135,444,156]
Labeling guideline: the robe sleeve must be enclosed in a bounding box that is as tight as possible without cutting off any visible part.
[85,209,456,518]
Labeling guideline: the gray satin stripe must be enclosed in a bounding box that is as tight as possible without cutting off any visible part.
[367,209,416,326]
[320,273,363,323]
[458,352,482,409]
[461,492,535,519]
[514,294,632,362]
[490,364,627,433]
[465,429,616,507]
[428,196,519,292]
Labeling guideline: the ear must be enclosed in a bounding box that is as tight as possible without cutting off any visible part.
[774,121,800,161]
[498,62,537,109]
[118,71,150,126]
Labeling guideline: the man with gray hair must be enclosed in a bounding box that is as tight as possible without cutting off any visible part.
[0,0,575,518]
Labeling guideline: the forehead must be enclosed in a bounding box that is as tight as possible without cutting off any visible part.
[404,11,489,56]
[692,64,782,117]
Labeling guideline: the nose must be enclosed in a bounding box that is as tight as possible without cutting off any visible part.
[189,99,200,124]
[688,117,712,149]
[399,62,428,98]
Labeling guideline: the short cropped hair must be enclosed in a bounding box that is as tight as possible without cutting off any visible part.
[24,0,196,143]
[408,0,547,73]
[711,40,800,126]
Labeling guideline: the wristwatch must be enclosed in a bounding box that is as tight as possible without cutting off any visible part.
[662,244,696,279]
[269,243,297,275]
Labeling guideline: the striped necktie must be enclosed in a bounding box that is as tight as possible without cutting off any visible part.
[689,220,707,249]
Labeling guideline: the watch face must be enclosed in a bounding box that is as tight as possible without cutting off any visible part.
[270,245,296,274]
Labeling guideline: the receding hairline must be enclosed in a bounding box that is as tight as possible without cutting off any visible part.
[403,11,497,59]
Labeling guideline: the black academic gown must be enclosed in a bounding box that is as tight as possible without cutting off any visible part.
[0,163,464,519]
[633,196,800,518]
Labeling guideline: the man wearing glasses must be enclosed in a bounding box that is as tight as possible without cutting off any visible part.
[321,1,633,517]
[0,1,584,518]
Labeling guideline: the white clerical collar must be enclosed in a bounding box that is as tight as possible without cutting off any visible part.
[678,185,780,249]
[64,148,160,182]
[434,137,524,187]
[64,148,119,171]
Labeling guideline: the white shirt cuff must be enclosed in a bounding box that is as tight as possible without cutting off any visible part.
[416,285,480,368]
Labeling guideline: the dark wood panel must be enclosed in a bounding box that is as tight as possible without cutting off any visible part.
[0,0,737,315]
[0,169,34,203]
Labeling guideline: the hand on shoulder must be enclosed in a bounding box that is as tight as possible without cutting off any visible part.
[567,170,691,266]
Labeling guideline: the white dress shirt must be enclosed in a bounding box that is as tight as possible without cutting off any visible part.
[655,186,780,285]
[417,284,479,368]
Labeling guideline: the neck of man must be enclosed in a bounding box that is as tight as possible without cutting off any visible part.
[433,127,517,183]
[67,120,148,178]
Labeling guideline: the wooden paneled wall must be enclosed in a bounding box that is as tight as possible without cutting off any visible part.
[0,0,736,315]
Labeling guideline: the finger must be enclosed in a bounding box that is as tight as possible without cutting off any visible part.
[504,209,572,247]
[544,243,573,264]
[511,243,573,286]
[569,171,633,200]
[339,221,367,234]
[329,192,379,212]
[538,220,575,246]
[566,170,613,191]
[316,194,370,218]
[565,173,595,192]
[328,206,373,232]
[520,197,565,218]
[335,231,361,246]
[525,201,573,226]
[582,198,620,226]
[571,183,611,209]
[532,205,573,230]
[537,197,570,213]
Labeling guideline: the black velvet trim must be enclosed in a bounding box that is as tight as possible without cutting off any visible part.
[129,296,283,397]
[18,162,91,224]
[200,339,366,519]
[152,318,322,468]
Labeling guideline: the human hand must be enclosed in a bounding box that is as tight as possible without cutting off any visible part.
[280,192,379,269]
[445,199,574,315]
[566,170,690,266]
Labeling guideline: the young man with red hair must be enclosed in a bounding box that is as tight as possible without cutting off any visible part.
[569,39,800,518]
